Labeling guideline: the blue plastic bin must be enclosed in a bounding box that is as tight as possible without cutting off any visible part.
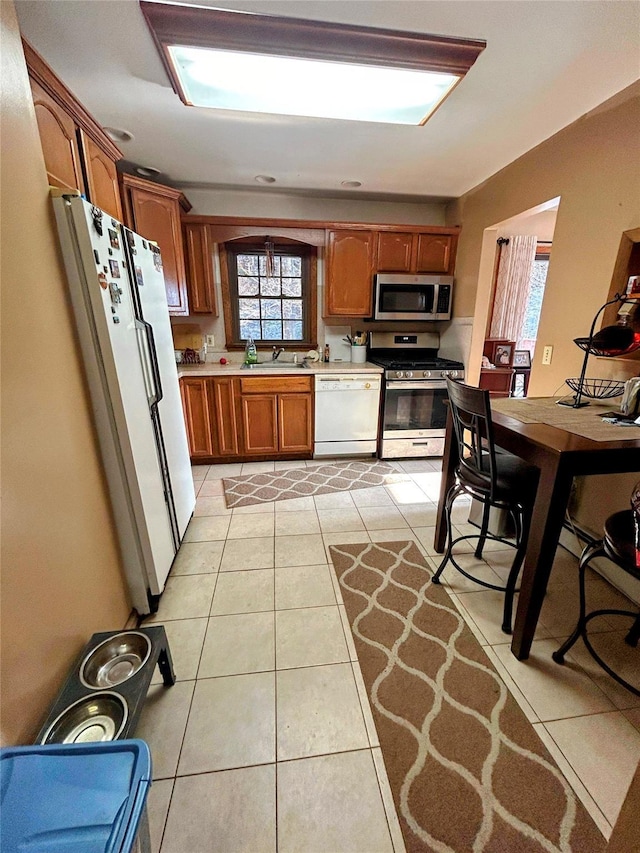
[0,739,151,853]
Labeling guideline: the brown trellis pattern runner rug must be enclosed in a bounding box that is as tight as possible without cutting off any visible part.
[222,460,409,507]
[329,540,605,853]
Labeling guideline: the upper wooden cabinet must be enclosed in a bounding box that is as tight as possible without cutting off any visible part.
[415,233,456,274]
[79,130,122,222]
[376,231,457,274]
[24,40,123,220]
[121,174,191,316]
[375,232,414,272]
[183,222,217,314]
[29,77,85,195]
[325,229,375,317]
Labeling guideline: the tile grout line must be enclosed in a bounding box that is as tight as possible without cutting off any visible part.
[273,562,279,853]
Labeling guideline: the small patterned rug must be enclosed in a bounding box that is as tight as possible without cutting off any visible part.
[222,460,408,508]
[329,540,605,853]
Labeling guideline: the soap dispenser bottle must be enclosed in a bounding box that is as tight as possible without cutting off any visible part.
[244,337,258,364]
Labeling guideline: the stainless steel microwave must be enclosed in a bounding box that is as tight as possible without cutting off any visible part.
[373,274,453,321]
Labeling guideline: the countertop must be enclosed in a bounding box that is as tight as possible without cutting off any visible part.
[177,361,384,378]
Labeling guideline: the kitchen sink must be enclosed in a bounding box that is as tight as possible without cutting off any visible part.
[241,362,308,369]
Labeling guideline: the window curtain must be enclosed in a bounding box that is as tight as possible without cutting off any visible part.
[489,235,537,341]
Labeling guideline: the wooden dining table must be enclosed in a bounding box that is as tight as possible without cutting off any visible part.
[434,396,640,660]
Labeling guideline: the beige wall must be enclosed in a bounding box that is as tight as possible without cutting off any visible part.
[182,186,447,225]
[1,1,130,745]
[447,82,640,531]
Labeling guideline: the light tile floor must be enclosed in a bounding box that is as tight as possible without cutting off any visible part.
[138,458,640,852]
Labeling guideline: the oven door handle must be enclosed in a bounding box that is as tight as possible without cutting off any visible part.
[386,380,447,391]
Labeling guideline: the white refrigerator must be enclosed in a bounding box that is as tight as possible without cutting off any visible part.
[53,194,195,615]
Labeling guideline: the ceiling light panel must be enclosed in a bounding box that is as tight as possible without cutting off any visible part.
[169,45,459,124]
[141,3,485,126]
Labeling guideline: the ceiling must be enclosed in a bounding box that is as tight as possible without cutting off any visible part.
[15,0,640,203]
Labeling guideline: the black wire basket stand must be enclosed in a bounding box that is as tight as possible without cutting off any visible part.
[560,293,640,408]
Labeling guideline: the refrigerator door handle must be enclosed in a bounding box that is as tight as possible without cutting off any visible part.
[136,320,164,406]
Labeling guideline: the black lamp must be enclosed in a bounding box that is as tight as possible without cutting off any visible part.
[559,293,640,408]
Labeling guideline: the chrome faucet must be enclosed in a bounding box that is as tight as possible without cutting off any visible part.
[272,346,285,360]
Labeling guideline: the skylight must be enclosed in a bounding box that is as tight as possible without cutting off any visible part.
[141,3,485,127]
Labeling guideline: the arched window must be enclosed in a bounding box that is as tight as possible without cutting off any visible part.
[220,237,317,348]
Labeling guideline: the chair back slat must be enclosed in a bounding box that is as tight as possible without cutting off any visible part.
[446,378,498,498]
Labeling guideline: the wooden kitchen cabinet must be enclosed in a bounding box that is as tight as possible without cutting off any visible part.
[241,395,279,454]
[376,230,457,274]
[375,232,414,272]
[180,377,214,459]
[239,375,313,457]
[25,41,124,220]
[183,222,217,314]
[279,394,313,453]
[180,374,312,462]
[415,233,455,273]
[325,229,375,317]
[208,377,240,457]
[79,130,122,221]
[121,174,191,316]
[29,77,86,195]
[180,376,240,459]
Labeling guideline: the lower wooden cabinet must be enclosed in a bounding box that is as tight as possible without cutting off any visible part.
[279,394,313,453]
[239,375,313,458]
[209,377,240,457]
[180,377,214,459]
[240,394,279,454]
[180,376,239,460]
[180,374,313,462]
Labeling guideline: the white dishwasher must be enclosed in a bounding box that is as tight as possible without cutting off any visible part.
[314,374,382,457]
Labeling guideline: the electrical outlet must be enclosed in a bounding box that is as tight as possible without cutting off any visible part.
[542,345,553,365]
[206,334,215,348]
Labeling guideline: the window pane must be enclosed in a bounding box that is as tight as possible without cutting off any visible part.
[240,319,261,339]
[282,278,302,297]
[262,320,282,339]
[238,276,259,296]
[237,254,259,275]
[232,248,309,344]
[259,255,280,275]
[283,321,303,340]
[260,277,281,297]
[239,298,260,318]
[261,299,282,319]
[282,299,302,319]
[280,257,301,276]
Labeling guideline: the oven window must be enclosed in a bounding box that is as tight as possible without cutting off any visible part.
[379,284,434,314]
[383,385,448,431]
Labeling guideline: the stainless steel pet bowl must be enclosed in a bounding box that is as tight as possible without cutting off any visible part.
[41,692,128,744]
[80,631,152,689]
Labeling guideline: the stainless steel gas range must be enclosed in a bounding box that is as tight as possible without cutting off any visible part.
[368,331,464,459]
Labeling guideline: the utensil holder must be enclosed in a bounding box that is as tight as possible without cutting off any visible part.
[351,346,367,363]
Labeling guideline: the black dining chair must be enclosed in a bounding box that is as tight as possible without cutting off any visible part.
[432,378,539,633]
[552,509,640,695]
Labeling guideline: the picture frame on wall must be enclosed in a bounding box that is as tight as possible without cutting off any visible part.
[513,349,532,368]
